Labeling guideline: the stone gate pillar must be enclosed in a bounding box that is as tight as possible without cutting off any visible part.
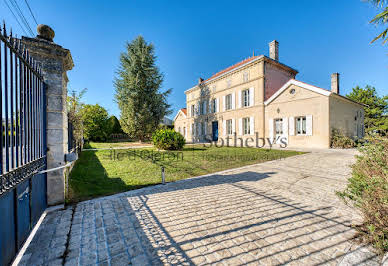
[22,25,74,205]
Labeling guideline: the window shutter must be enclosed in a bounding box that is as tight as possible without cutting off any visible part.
[269,118,274,140]
[223,95,226,111]
[223,120,226,136]
[198,123,202,136]
[238,91,242,108]
[232,92,236,109]
[289,117,295,136]
[250,116,254,135]
[238,118,242,135]
[193,123,196,136]
[283,117,288,136]
[232,118,236,134]
[306,115,313,136]
[216,98,219,113]
[249,87,254,106]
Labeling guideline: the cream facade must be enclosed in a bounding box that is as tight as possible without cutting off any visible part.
[174,41,364,148]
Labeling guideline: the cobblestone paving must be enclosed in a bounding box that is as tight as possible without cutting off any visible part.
[19,149,381,265]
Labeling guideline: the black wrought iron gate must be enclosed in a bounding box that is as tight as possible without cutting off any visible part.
[0,24,47,266]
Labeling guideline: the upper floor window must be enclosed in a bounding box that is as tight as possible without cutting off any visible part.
[242,89,250,107]
[243,117,251,135]
[191,105,195,117]
[296,116,306,135]
[225,94,232,110]
[211,99,217,113]
[226,80,231,88]
[200,101,207,115]
[243,72,249,83]
[226,119,233,135]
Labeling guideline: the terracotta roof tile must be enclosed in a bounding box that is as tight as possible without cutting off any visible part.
[181,108,187,115]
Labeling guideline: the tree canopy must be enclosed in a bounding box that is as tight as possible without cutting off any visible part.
[367,0,388,44]
[81,104,110,141]
[346,85,388,134]
[114,36,171,141]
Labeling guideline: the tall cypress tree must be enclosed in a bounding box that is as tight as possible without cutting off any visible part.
[114,36,171,141]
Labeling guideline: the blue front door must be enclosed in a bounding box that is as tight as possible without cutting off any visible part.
[212,121,218,141]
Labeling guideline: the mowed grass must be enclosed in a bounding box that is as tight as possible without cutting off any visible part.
[69,145,304,202]
[84,141,151,149]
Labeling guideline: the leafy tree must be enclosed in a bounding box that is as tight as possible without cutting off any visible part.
[114,36,171,142]
[107,115,123,135]
[367,0,388,44]
[81,104,109,141]
[346,85,388,134]
[67,88,87,147]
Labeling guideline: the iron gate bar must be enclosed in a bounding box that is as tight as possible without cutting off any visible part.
[15,39,19,168]
[4,26,9,173]
[10,32,14,170]
[0,28,3,175]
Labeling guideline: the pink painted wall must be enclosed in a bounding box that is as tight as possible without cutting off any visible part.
[265,64,295,100]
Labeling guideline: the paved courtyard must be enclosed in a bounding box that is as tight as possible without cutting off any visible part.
[19,149,381,265]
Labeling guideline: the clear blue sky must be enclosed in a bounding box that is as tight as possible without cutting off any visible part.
[1,0,387,118]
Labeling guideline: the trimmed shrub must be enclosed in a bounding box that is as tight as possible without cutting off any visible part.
[152,128,185,150]
[330,129,356,148]
[337,137,388,253]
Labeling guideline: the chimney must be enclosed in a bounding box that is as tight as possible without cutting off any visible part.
[331,73,339,94]
[198,77,204,84]
[269,40,279,61]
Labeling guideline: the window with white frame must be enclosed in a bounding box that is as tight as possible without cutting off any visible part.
[191,105,195,117]
[225,94,232,110]
[226,119,233,135]
[296,116,306,135]
[200,101,207,115]
[242,89,250,107]
[243,72,249,82]
[226,80,231,88]
[275,118,283,135]
[211,99,217,113]
[243,117,250,135]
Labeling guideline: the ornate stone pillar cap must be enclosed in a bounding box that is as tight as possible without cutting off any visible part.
[37,24,55,42]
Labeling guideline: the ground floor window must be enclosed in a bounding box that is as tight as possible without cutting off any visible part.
[226,119,233,135]
[243,117,250,135]
[274,118,283,135]
[192,123,194,135]
[201,122,206,136]
[296,116,306,135]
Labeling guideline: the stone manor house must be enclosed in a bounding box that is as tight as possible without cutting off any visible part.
[174,41,365,148]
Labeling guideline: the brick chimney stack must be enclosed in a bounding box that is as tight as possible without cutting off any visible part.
[331,73,340,94]
[269,40,279,61]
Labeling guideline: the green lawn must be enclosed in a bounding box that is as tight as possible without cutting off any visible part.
[83,141,151,149]
[69,145,304,202]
